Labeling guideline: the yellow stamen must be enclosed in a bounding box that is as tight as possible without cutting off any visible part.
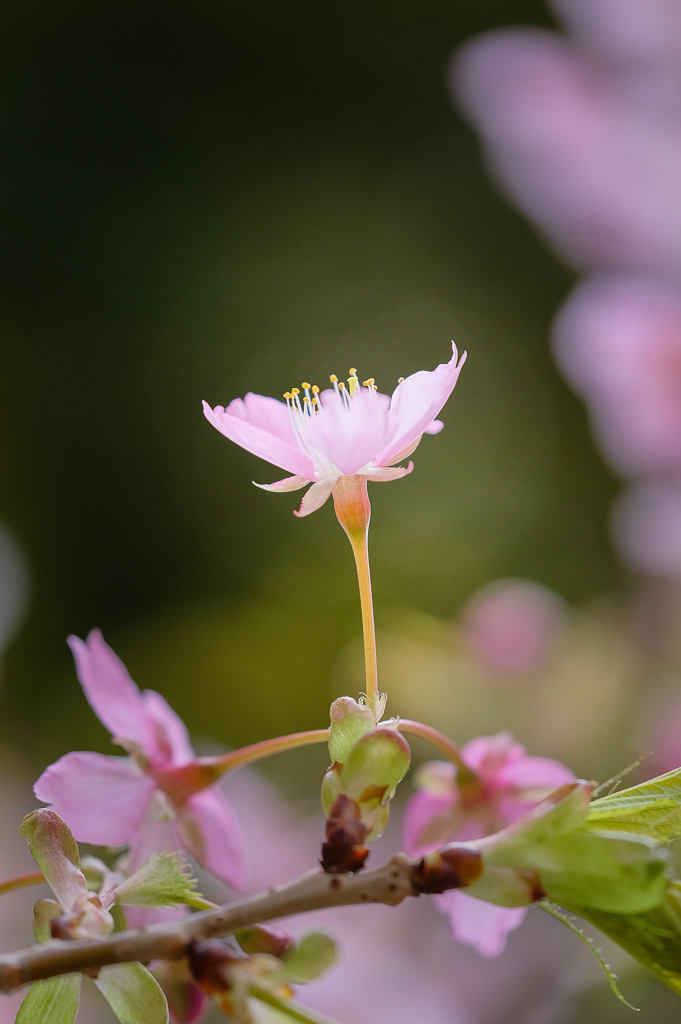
[291,388,300,395]
[398,377,404,383]
[362,378,375,388]
[302,382,311,390]
[311,385,320,394]
[329,374,338,383]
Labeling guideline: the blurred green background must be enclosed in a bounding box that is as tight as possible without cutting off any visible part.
[0,0,622,774]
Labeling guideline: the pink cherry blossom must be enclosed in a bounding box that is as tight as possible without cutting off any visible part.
[202,343,466,517]
[403,732,574,956]
[460,578,566,676]
[34,630,247,890]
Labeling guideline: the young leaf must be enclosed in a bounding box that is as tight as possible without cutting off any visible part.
[486,828,669,914]
[281,933,337,984]
[538,902,639,1011]
[19,810,88,912]
[95,962,169,1024]
[561,888,681,999]
[479,782,591,860]
[107,852,205,909]
[16,973,82,1024]
[586,768,681,842]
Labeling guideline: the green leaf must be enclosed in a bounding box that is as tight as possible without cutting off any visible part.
[586,768,681,842]
[487,828,670,914]
[328,697,376,765]
[16,974,81,1024]
[109,852,205,909]
[95,962,169,1024]
[538,901,639,1011]
[561,885,681,999]
[19,810,88,912]
[281,933,337,984]
[482,782,591,860]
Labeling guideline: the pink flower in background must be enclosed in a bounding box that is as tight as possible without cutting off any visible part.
[454,5,681,281]
[203,342,465,516]
[452,0,681,582]
[34,630,247,889]
[554,274,681,478]
[403,732,574,956]
[460,578,566,676]
[612,480,681,580]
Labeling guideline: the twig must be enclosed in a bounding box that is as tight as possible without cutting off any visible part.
[0,854,416,994]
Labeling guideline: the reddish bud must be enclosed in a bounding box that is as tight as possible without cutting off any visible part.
[320,794,370,874]
[188,939,244,994]
[412,844,483,894]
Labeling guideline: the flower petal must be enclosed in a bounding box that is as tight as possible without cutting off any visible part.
[402,790,455,857]
[361,462,414,482]
[373,343,466,467]
[176,786,248,890]
[436,889,526,957]
[34,751,156,847]
[496,754,575,791]
[128,818,184,872]
[293,477,337,517]
[141,690,195,768]
[253,475,310,492]
[203,397,315,479]
[424,419,444,434]
[68,630,157,753]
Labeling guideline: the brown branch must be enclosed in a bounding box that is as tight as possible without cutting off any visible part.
[0,854,420,994]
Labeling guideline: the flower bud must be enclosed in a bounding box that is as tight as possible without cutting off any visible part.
[188,939,244,994]
[412,845,483,894]
[235,925,295,960]
[320,794,370,873]
[328,697,376,764]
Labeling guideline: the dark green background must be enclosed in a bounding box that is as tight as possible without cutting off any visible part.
[0,0,619,785]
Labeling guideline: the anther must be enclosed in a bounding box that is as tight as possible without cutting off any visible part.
[362,378,375,387]
[329,374,338,383]
[302,382,311,390]
[398,377,404,383]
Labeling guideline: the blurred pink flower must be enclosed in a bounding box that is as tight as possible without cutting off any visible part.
[612,480,681,579]
[403,732,574,957]
[202,343,465,516]
[34,630,247,890]
[460,578,566,676]
[454,8,681,280]
[554,274,681,477]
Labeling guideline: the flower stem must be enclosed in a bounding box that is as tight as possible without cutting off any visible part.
[0,872,45,897]
[331,476,380,716]
[249,983,345,1024]
[157,729,330,803]
[397,720,482,796]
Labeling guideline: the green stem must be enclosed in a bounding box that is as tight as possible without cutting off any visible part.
[397,720,482,795]
[0,872,45,897]
[249,982,345,1024]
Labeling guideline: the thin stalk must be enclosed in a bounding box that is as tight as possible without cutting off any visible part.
[398,720,482,796]
[0,872,45,897]
[331,476,380,715]
[347,529,378,711]
[249,983,345,1024]
[157,730,330,803]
